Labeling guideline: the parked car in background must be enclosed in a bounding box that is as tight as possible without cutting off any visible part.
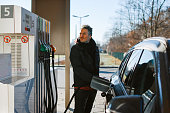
[91,37,170,113]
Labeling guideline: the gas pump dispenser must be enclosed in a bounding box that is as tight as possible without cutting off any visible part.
[0,5,57,113]
[37,17,58,113]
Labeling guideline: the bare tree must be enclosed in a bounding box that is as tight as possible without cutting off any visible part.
[104,0,169,53]
[132,0,166,37]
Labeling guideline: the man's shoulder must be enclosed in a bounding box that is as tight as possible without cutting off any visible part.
[71,44,80,53]
[71,44,79,50]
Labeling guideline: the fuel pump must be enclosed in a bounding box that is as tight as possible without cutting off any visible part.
[0,5,40,113]
[0,5,58,113]
[43,19,53,113]
[37,17,58,113]
[47,21,58,112]
[45,20,58,113]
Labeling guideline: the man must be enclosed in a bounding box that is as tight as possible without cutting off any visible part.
[70,25,100,113]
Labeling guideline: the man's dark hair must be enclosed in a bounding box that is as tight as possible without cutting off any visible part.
[82,25,92,36]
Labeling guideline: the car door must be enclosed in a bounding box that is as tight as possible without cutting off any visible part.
[111,49,143,96]
[121,49,157,113]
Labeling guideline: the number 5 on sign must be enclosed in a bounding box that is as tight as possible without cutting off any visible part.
[1,5,14,18]
[4,7,10,16]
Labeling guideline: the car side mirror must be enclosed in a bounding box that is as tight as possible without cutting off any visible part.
[90,76,111,92]
[106,95,143,113]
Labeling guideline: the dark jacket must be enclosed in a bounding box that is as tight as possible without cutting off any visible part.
[70,38,100,87]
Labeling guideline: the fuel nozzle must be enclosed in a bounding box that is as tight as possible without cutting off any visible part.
[40,44,48,52]
[50,45,56,52]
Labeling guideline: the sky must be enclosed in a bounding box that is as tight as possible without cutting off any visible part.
[70,0,122,45]
[0,0,169,45]
[0,0,31,11]
[71,0,170,45]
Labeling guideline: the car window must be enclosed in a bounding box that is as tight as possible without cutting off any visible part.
[132,50,156,111]
[123,49,156,111]
[118,51,132,77]
[131,50,156,95]
[121,49,143,92]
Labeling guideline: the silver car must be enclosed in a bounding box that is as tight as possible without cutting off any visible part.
[91,37,170,113]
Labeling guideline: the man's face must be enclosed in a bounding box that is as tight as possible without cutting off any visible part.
[79,28,91,43]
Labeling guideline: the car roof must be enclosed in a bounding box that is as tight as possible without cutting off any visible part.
[131,37,169,52]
